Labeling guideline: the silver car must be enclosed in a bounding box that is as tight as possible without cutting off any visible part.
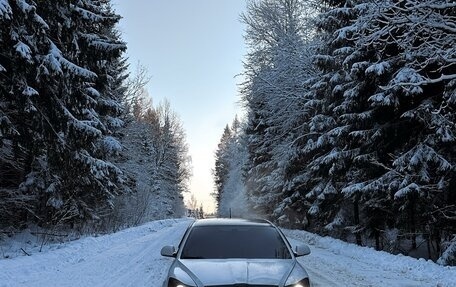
[161,218,311,287]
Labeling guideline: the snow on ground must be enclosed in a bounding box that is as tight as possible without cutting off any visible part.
[0,218,192,287]
[1,218,455,287]
[284,229,456,287]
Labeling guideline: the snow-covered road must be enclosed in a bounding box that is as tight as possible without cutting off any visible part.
[1,218,455,287]
[0,219,191,287]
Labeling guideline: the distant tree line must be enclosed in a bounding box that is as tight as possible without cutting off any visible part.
[213,117,249,218]
[0,0,190,233]
[214,0,456,266]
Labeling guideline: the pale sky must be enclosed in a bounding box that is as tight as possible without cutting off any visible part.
[111,1,247,213]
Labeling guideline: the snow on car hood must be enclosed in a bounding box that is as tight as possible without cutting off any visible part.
[177,259,294,286]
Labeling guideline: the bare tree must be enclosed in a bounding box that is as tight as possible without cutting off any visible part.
[186,194,199,211]
[123,63,152,117]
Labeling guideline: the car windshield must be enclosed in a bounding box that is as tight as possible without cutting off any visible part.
[180,225,292,259]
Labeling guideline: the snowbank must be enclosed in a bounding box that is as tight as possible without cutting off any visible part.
[284,228,456,287]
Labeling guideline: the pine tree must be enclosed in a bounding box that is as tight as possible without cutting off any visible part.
[231,0,456,263]
[276,0,364,237]
[216,117,250,218]
[304,0,456,250]
[0,0,36,227]
[213,124,232,209]
[241,0,317,218]
[144,101,191,217]
[347,0,456,250]
[0,0,127,227]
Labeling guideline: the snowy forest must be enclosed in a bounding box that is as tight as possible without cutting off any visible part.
[0,0,191,234]
[214,0,456,265]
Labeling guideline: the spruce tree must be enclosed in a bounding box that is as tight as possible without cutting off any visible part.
[0,0,126,227]
[241,0,316,218]
[213,124,232,209]
[348,0,456,250]
[215,117,250,218]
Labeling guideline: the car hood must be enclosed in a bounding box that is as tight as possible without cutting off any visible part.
[176,259,295,286]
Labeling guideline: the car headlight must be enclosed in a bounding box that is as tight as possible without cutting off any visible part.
[285,262,310,287]
[168,277,195,287]
[286,278,310,287]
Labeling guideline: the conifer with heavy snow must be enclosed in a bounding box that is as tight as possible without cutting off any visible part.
[1,1,192,233]
[213,117,249,218]
[0,0,128,227]
[216,0,456,265]
[241,0,318,218]
[213,124,232,208]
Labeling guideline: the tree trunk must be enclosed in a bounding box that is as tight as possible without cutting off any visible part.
[410,196,417,249]
[354,196,362,246]
[435,230,441,257]
[375,230,380,250]
[426,235,431,260]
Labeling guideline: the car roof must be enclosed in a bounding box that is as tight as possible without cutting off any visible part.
[192,218,273,227]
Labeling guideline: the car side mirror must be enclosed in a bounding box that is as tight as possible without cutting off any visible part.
[294,244,311,257]
[160,245,176,257]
